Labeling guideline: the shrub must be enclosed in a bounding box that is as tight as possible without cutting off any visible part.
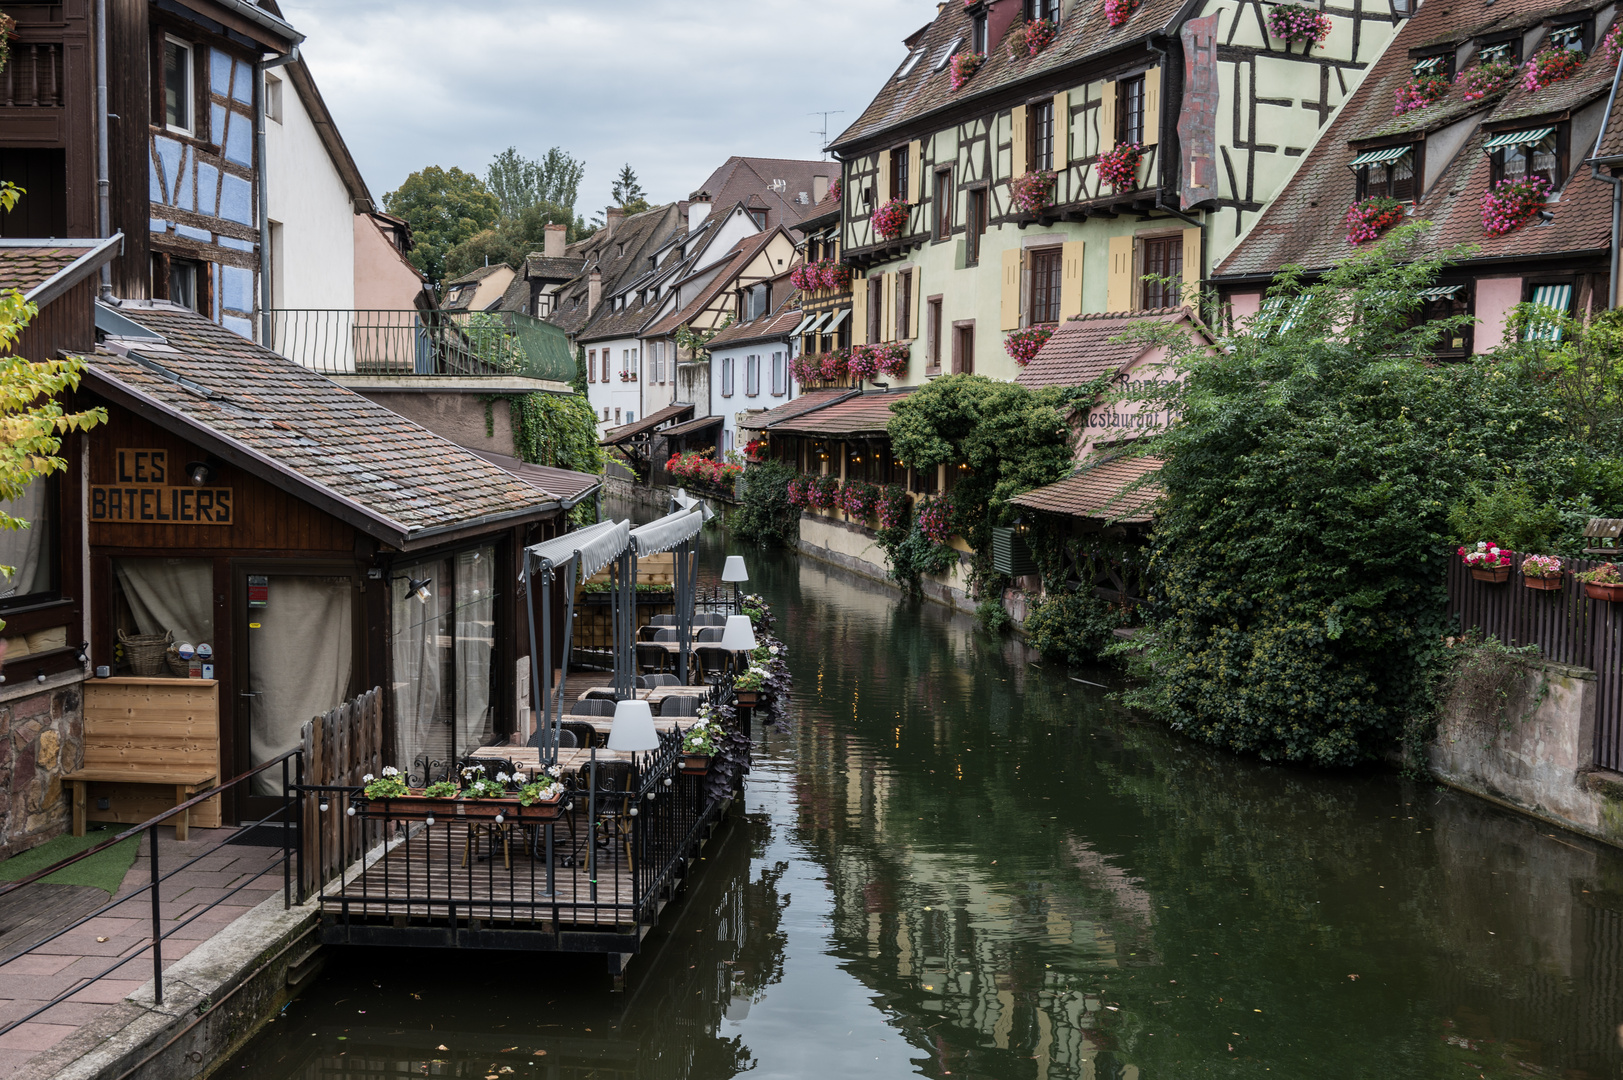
[1025,590,1130,666]
[731,460,800,548]
[976,598,1014,634]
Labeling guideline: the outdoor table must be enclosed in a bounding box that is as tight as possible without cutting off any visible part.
[576,685,707,705]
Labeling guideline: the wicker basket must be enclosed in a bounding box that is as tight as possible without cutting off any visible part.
[118,629,172,676]
[165,649,192,678]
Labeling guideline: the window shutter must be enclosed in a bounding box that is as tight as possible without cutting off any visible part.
[908,140,923,203]
[1011,105,1028,180]
[1059,240,1085,321]
[883,272,897,341]
[910,267,923,342]
[1099,83,1117,158]
[1000,248,1022,331]
[878,152,892,203]
[1053,92,1069,169]
[1107,234,1134,312]
[1143,67,1161,146]
[1181,227,1203,307]
[853,276,868,345]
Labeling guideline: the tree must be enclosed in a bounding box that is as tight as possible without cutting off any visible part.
[382,166,500,287]
[485,146,585,222]
[443,201,589,280]
[611,164,646,208]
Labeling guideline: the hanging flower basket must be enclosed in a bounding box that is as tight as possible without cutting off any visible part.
[1344,196,1405,244]
[1267,4,1331,48]
[820,347,851,381]
[1481,176,1549,237]
[917,497,954,545]
[871,342,911,379]
[1011,170,1057,214]
[1025,18,1057,55]
[1603,23,1623,64]
[788,263,818,291]
[1588,581,1623,602]
[682,752,713,774]
[1471,566,1512,584]
[949,51,983,91]
[1521,554,1562,590]
[1522,47,1586,93]
[818,262,851,291]
[1578,563,1623,601]
[1097,143,1142,193]
[1393,74,1450,116]
[1104,0,1139,29]
[1460,541,1511,582]
[1005,324,1056,365]
[871,197,910,241]
[1456,62,1516,102]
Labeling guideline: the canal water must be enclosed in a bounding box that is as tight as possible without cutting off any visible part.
[223,526,1623,1079]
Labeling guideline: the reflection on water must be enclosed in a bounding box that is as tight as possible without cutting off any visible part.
[223,521,1623,1078]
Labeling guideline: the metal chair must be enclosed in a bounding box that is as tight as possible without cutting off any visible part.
[660,694,701,717]
[562,720,600,750]
[693,614,727,627]
[587,760,637,871]
[639,673,683,688]
[571,699,616,717]
[582,686,618,700]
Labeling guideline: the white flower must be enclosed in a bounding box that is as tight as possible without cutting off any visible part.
[381,766,399,777]
[513,772,528,783]
[362,773,375,783]
[495,772,510,783]
[769,645,780,655]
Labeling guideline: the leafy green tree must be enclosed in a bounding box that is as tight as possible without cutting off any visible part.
[730,459,800,548]
[382,166,500,287]
[611,164,646,208]
[486,146,585,222]
[443,201,589,279]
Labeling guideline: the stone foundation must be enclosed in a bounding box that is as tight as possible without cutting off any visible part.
[796,512,974,613]
[0,672,86,858]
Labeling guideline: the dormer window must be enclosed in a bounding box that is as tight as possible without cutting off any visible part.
[1412,53,1453,81]
[1351,145,1418,201]
[1549,23,1587,53]
[1477,40,1519,66]
[971,11,988,54]
[1024,0,1058,20]
[1486,126,1564,190]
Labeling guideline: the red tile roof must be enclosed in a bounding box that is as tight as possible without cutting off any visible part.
[600,401,695,445]
[1010,456,1163,523]
[1016,308,1205,391]
[737,388,858,431]
[640,231,780,339]
[466,449,602,503]
[768,388,915,436]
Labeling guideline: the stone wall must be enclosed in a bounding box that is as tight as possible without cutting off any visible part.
[796,512,974,613]
[1428,659,1623,848]
[0,673,86,858]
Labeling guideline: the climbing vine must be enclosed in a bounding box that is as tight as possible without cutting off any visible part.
[507,391,603,474]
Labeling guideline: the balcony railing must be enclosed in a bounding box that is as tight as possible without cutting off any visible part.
[265,309,576,384]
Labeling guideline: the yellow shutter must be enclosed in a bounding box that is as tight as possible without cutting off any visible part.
[1098,83,1117,158]
[1181,227,1203,307]
[1143,67,1161,146]
[1011,105,1028,180]
[852,275,868,345]
[1059,240,1085,321]
[910,266,923,340]
[1000,248,1022,331]
[908,140,922,203]
[883,271,896,341]
[878,152,892,203]
[1107,235,1134,312]
[1053,92,1069,169]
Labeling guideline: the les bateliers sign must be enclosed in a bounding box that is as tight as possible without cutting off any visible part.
[91,449,234,525]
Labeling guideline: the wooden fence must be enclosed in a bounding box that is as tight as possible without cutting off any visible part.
[299,687,384,897]
[1446,554,1623,770]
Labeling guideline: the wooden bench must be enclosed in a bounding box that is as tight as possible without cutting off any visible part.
[66,678,221,841]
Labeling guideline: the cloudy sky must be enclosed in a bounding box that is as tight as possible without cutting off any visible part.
[278,0,928,217]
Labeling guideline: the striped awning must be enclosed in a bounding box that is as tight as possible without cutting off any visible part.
[1349,145,1412,169]
[1524,283,1573,342]
[1412,55,1446,74]
[789,312,818,336]
[1416,285,1463,301]
[800,312,831,336]
[823,308,850,332]
[1483,127,1555,152]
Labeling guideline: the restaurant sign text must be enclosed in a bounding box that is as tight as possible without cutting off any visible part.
[91,449,233,525]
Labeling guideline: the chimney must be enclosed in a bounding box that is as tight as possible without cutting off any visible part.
[605,206,625,237]
[688,193,712,231]
[543,223,566,259]
[812,175,830,203]
[588,270,601,316]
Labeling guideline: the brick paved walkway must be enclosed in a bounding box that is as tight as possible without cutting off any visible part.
[0,825,284,1078]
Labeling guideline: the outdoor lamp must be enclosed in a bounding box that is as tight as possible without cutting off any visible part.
[722,555,748,608]
[607,699,660,752]
[392,575,433,604]
[186,461,214,486]
[720,613,757,653]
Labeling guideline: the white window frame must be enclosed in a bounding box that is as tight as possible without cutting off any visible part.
[163,35,195,136]
[265,72,283,124]
[771,350,786,396]
[722,355,735,397]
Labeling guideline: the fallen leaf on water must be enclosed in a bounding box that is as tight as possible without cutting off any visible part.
[410,993,421,999]
[533,1051,547,1057]
[1228,1044,1235,1052]
[500,1047,516,1053]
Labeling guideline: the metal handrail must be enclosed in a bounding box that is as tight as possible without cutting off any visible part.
[263,308,576,383]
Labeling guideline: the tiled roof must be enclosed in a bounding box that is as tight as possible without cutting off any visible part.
[443,263,507,288]
[601,401,695,445]
[1216,1,1622,279]
[695,157,837,232]
[578,292,654,345]
[525,254,587,281]
[706,290,801,349]
[768,388,915,436]
[830,0,1186,152]
[546,203,685,335]
[738,388,858,430]
[1015,308,1203,390]
[85,303,560,548]
[1009,455,1163,523]
[466,449,602,503]
[660,414,724,437]
[0,236,121,302]
[641,231,778,338]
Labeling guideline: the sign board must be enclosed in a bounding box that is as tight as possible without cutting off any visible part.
[248,575,269,608]
[91,449,233,525]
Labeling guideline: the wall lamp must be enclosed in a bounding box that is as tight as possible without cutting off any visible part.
[185,460,218,486]
[392,575,434,604]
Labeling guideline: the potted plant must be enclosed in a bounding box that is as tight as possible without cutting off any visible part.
[1578,563,1623,602]
[1456,61,1516,103]
[1025,17,1057,55]
[949,50,983,91]
[1393,74,1450,116]
[734,663,768,706]
[1104,0,1139,28]
[1097,143,1143,194]
[1011,169,1057,215]
[1005,324,1057,365]
[1267,4,1331,48]
[1344,197,1405,245]
[1522,47,1586,93]
[1521,553,1563,592]
[362,766,409,801]
[1481,175,1550,237]
[680,713,717,774]
[871,197,910,241]
[1459,540,1512,583]
[517,768,566,820]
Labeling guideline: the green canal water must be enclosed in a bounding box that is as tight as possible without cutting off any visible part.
[223,531,1623,1079]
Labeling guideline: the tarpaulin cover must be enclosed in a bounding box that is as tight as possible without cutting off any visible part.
[629,509,704,556]
[522,519,629,581]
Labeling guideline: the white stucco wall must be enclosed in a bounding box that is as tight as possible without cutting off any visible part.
[585,336,645,432]
[263,70,355,311]
[709,339,797,455]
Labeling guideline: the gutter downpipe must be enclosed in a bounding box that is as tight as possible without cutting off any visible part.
[95,0,111,299]
[256,45,300,344]
[1589,53,1623,309]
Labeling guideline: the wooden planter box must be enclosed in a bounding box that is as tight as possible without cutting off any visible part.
[1470,566,1512,584]
[734,690,761,706]
[1525,575,1563,592]
[1584,581,1623,603]
[363,793,563,822]
[681,753,712,775]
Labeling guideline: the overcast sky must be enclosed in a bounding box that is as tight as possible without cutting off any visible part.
[277,0,928,218]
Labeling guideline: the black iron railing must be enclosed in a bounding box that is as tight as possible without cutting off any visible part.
[263,309,576,383]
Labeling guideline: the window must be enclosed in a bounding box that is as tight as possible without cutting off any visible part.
[771,351,787,395]
[1525,282,1574,342]
[1410,284,1472,356]
[1549,23,1588,52]
[1476,39,1519,66]
[603,408,610,420]
[588,349,597,382]
[971,11,988,53]
[170,258,202,312]
[615,408,622,423]
[626,411,634,423]
[0,478,57,606]
[927,297,943,372]
[896,269,913,339]
[745,282,770,321]
[1117,75,1145,147]
[748,208,767,229]
[601,351,610,382]
[897,47,926,81]
[722,355,735,397]
[162,37,193,134]
[933,37,964,72]
[868,276,883,343]
[1029,246,1063,324]
[1029,99,1054,172]
[1411,53,1453,80]
[953,321,975,374]
[1490,128,1562,191]
[933,168,953,242]
[1353,146,1417,201]
[1141,236,1183,309]
[891,146,909,202]
[265,73,283,123]
[746,354,760,396]
[1025,0,1058,18]
[966,188,988,265]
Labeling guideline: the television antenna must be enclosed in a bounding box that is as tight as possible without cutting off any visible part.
[808,110,845,159]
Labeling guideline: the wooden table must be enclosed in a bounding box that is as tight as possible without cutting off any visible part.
[468,745,636,772]
[575,685,707,704]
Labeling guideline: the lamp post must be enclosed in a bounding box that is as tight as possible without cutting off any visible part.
[722,555,748,612]
[590,699,661,901]
[719,614,758,677]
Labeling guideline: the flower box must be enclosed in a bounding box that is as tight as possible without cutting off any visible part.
[681,753,712,775]
[734,690,760,707]
[362,793,563,822]
[1470,566,1511,584]
[1525,575,1563,592]
[1585,582,1623,603]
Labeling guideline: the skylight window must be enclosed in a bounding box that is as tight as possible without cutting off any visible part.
[897,48,926,80]
[933,37,964,72]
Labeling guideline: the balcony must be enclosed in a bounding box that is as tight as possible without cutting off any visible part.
[265,309,576,392]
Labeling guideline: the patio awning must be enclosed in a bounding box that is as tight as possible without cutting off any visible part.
[1348,145,1411,169]
[1482,127,1554,152]
[522,519,629,579]
[789,312,819,336]
[630,509,704,556]
[823,309,850,332]
[1416,284,1463,301]
[599,401,696,445]
[800,312,831,336]
[1412,55,1446,74]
